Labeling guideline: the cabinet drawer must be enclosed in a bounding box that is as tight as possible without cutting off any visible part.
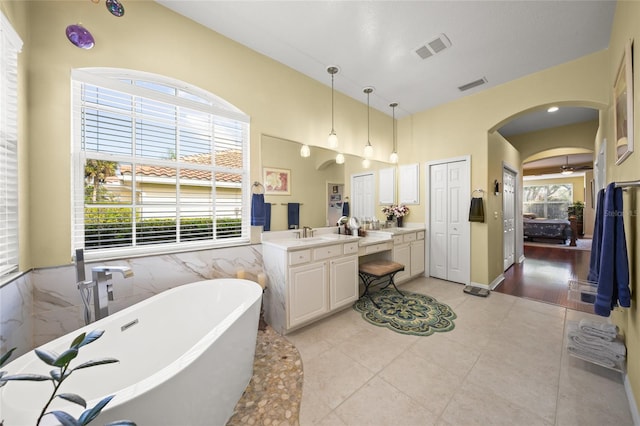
[344,242,359,255]
[365,242,391,254]
[289,249,311,266]
[393,235,404,245]
[403,232,417,243]
[417,231,425,240]
[314,244,341,260]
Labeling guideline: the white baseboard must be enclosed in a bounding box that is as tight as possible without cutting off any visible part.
[624,373,640,425]
[518,254,526,263]
[490,274,505,290]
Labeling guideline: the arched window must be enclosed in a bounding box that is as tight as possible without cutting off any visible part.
[71,68,250,258]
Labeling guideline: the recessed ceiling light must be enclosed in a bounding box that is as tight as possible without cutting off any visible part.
[547,106,559,113]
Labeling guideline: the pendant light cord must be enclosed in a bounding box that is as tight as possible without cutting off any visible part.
[367,91,370,143]
[331,72,335,132]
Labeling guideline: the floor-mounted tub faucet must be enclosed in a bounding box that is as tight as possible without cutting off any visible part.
[76,250,134,325]
[89,266,134,321]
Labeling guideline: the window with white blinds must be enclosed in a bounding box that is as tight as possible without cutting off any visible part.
[0,12,22,277]
[71,69,250,258]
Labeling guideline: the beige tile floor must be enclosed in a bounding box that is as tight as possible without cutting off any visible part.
[286,277,634,426]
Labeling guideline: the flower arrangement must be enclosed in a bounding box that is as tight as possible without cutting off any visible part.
[381,204,409,218]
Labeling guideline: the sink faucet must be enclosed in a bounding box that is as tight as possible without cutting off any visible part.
[337,216,349,234]
[303,226,313,238]
[83,266,134,322]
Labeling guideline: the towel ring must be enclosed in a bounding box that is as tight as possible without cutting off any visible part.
[472,189,485,197]
[252,181,265,194]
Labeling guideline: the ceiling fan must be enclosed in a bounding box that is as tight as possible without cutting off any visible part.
[560,155,593,175]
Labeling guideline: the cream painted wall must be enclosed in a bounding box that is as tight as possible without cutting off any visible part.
[19,0,395,268]
[400,50,609,285]
[508,120,598,161]
[487,131,521,284]
[603,0,640,412]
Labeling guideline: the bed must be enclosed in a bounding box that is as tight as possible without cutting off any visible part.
[523,215,572,243]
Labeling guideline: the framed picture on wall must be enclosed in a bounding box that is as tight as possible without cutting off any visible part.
[614,39,634,165]
[263,167,291,195]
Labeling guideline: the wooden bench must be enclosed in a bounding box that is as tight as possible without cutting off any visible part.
[358,260,405,308]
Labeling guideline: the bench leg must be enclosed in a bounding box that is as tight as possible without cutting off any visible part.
[380,272,404,297]
[358,271,405,309]
[359,272,381,308]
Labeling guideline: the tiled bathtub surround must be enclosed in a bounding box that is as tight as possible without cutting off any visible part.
[0,244,262,352]
[0,273,33,357]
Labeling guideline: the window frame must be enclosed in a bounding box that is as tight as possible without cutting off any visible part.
[523,183,574,220]
[0,11,23,277]
[71,68,251,261]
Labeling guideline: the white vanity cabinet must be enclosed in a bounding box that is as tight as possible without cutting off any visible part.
[289,260,328,327]
[262,238,359,334]
[390,230,425,283]
[330,256,359,310]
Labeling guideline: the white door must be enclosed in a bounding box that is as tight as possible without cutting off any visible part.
[503,167,516,270]
[429,159,470,284]
[351,173,375,219]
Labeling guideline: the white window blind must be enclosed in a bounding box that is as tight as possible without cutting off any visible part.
[71,69,250,258]
[0,12,22,276]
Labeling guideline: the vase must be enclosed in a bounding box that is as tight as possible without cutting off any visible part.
[387,215,394,222]
[396,216,403,227]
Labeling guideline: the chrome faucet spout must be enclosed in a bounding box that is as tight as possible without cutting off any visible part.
[89,265,134,322]
[303,226,313,238]
[91,265,134,278]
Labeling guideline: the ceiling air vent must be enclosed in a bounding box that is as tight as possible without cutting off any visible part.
[458,77,488,92]
[414,33,451,60]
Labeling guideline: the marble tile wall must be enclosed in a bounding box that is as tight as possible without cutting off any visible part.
[0,273,33,358]
[1,244,263,352]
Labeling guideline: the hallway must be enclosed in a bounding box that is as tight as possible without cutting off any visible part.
[495,244,594,313]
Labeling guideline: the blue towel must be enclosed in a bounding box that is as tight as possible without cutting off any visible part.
[251,193,265,227]
[342,201,350,217]
[587,188,605,282]
[263,203,271,232]
[594,183,630,317]
[288,203,300,229]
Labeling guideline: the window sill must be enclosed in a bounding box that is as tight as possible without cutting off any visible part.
[80,239,252,263]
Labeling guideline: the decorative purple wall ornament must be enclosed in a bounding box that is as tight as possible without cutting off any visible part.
[106,0,125,17]
[65,24,95,49]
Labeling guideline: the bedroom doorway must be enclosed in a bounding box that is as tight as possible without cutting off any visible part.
[503,166,517,270]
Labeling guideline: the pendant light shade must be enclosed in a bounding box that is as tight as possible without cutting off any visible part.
[389,102,399,164]
[362,158,371,168]
[336,153,345,164]
[300,144,311,158]
[327,66,339,149]
[363,87,374,158]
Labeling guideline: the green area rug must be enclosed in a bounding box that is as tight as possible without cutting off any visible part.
[353,289,457,336]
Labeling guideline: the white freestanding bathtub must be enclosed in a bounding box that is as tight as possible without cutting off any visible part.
[0,279,262,426]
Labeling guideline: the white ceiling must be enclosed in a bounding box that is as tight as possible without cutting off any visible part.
[157,0,615,135]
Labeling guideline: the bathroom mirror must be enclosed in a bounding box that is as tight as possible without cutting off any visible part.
[260,135,391,231]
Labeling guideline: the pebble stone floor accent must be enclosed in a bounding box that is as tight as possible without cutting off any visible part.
[227,324,304,425]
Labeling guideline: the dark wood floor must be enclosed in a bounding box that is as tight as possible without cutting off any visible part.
[495,244,595,313]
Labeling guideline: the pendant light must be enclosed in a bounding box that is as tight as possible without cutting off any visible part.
[389,102,399,164]
[300,144,311,158]
[327,66,339,149]
[363,87,374,159]
[335,153,345,164]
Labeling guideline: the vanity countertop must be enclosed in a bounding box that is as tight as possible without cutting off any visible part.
[261,233,388,251]
[367,227,425,237]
